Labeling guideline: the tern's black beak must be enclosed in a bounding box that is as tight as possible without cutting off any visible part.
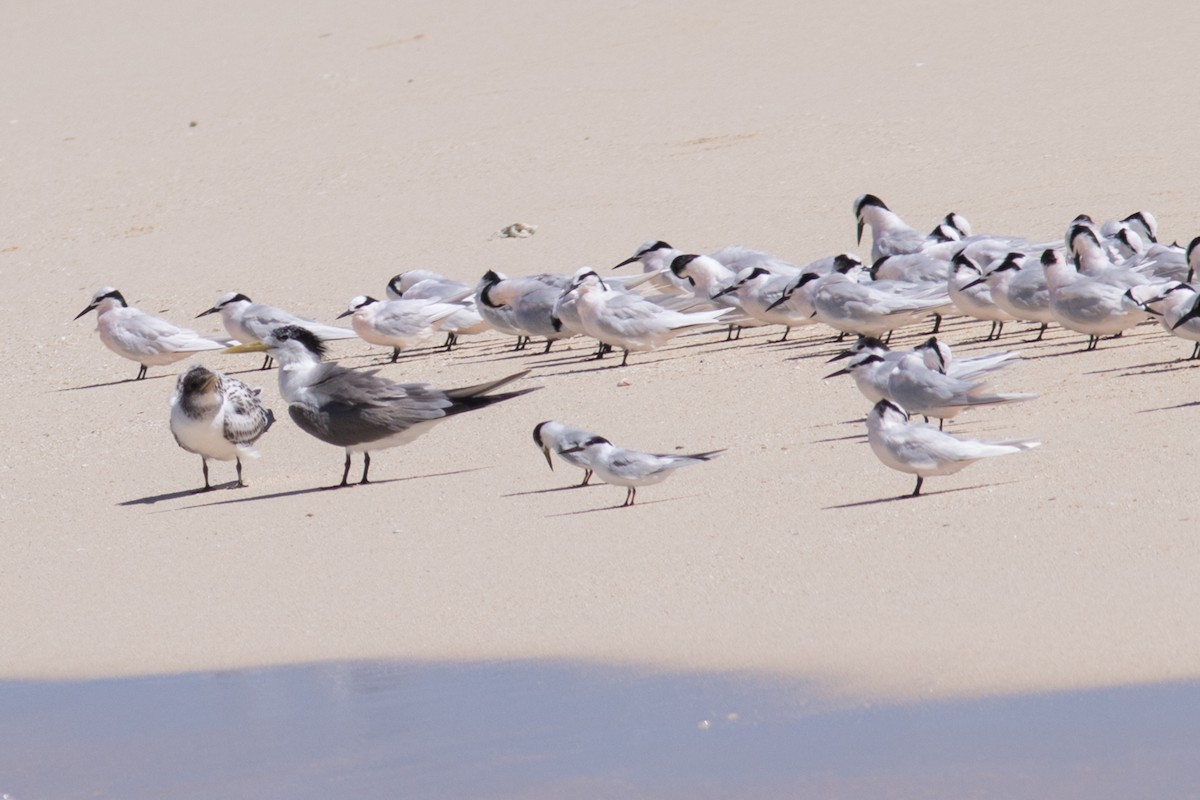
[560,445,584,455]
[73,303,97,320]
[542,447,554,470]
[823,366,851,379]
[765,292,791,311]
[336,309,354,319]
[195,306,220,319]
[856,218,865,245]
[826,349,854,363]
[961,277,987,290]
[712,285,738,299]
[612,255,640,269]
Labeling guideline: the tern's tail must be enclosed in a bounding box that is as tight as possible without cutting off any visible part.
[444,370,540,415]
[680,448,727,461]
[964,390,1037,406]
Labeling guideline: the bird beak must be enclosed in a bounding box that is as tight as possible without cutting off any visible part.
[223,342,272,353]
[560,445,583,454]
[712,285,737,299]
[961,277,987,290]
[612,255,640,269]
[195,306,219,318]
[336,309,353,319]
[824,367,851,379]
[542,447,554,470]
[73,303,97,320]
[826,349,853,363]
[856,218,865,245]
[765,292,791,311]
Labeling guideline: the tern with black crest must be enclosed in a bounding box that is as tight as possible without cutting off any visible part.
[559,436,724,507]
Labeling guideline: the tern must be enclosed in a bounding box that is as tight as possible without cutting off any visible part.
[75,287,231,380]
[476,271,574,352]
[225,326,537,487]
[197,292,358,370]
[337,295,460,362]
[532,420,600,486]
[866,399,1040,496]
[963,252,1055,340]
[1043,249,1148,350]
[559,435,725,506]
[170,365,275,490]
[385,271,485,349]
[564,270,730,365]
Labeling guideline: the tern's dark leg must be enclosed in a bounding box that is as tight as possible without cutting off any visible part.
[593,342,606,360]
[1034,323,1047,342]
[514,336,529,351]
[776,326,790,343]
[359,452,372,484]
[444,332,456,351]
[543,338,554,354]
[836,331,846,343]
[200,457,211,491]
[339,452,353,487]
[390,347,401,363]
[235,457,245,488]
[912,476,924,497]
[620,349,629,367]
[260,354,274,370]
[883,330,893,345]
[623,486,636,506]
[734,326,743,340]
[929,314,942,334]
[1192,342,1200,360]
[996,321,1004,339]
[938,418,945,431]
[578,469,592,487]
[725,324,735,341]
[136,364,148,380]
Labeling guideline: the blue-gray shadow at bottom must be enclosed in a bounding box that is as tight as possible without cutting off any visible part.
[2,660,1198,799]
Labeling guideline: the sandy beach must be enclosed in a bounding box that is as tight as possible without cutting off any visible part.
[4,0,1200,726]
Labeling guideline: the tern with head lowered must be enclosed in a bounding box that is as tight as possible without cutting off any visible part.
[559,435,724,507]
[170,365,275,490]
[75,287,231,380]
[532,420,601,486]
[197,291,358,369]
[225,326,537,487]
[866,399,1040,497]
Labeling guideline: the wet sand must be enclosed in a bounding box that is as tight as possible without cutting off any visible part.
[3,1,1200,784]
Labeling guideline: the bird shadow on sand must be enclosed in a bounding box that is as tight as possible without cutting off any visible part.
[55,374,172,392]
[1109,360,1200,378]
[1137,400,1200,414]
[124,467,489,511]
[822,481,1014,510]
[543,494,697,517]
[501,484,601,497]
[117,483,244,506]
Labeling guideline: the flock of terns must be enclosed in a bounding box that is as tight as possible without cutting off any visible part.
[74,193,1200,502]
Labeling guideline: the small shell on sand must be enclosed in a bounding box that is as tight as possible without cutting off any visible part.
[493,222,537,239]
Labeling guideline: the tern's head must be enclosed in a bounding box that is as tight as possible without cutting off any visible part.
[1041,248,1066,270]
[943,211,971,238]
[872,398,910,423]
[177,364,220,400]
[951,253,980,275]
[197,291,251,318]
[824,351,884,378]
[927,224,959,244]
[669,254,700,278]
[827,335,886,363]
[995,252,1026,274]
[833,253,863,274]
[1186,236,1200,282]
[532,421,557,469]
[853,194,888,243]
[75,286,127,319]
[1123,211,1158,243]
[478,270,508,307]
[386,274,406,299]
[915,336,949,373]
[338,295,379,318]
[265,325,327,360]
[614,240,673,270]
[1067,223,1103,253]
[569,268,606,292]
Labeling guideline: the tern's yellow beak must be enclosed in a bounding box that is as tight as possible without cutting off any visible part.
[223,342,271,354]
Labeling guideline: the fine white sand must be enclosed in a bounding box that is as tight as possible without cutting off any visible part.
[3,0,1200,703]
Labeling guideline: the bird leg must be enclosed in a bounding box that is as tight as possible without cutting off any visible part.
[543,338,554,354]
[390,347,401,363]
[260,354,274,370]
[1032,323,1047,342]
[235,457,245,488]
[339,452,353,487]
[929,314,942,334]
[136,364,148,380]
[912,476,924,496]
[622,486,637,506]
[774,326,790,343]
[359,452,372,484]
[579,469,592,487]
[1192,342,1200,360]
[200,457,211,491]
[620,349,630,367]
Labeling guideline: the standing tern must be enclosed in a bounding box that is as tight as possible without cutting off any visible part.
[532,420,601,486]
[1043,249,1148,350]
[225,326,537,487]
[338,295,460,362]
[559,436,725,507]
[866,399,1040,497]
[170,365,275,490]
[197,291,359,369]
[75,287,231,380]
